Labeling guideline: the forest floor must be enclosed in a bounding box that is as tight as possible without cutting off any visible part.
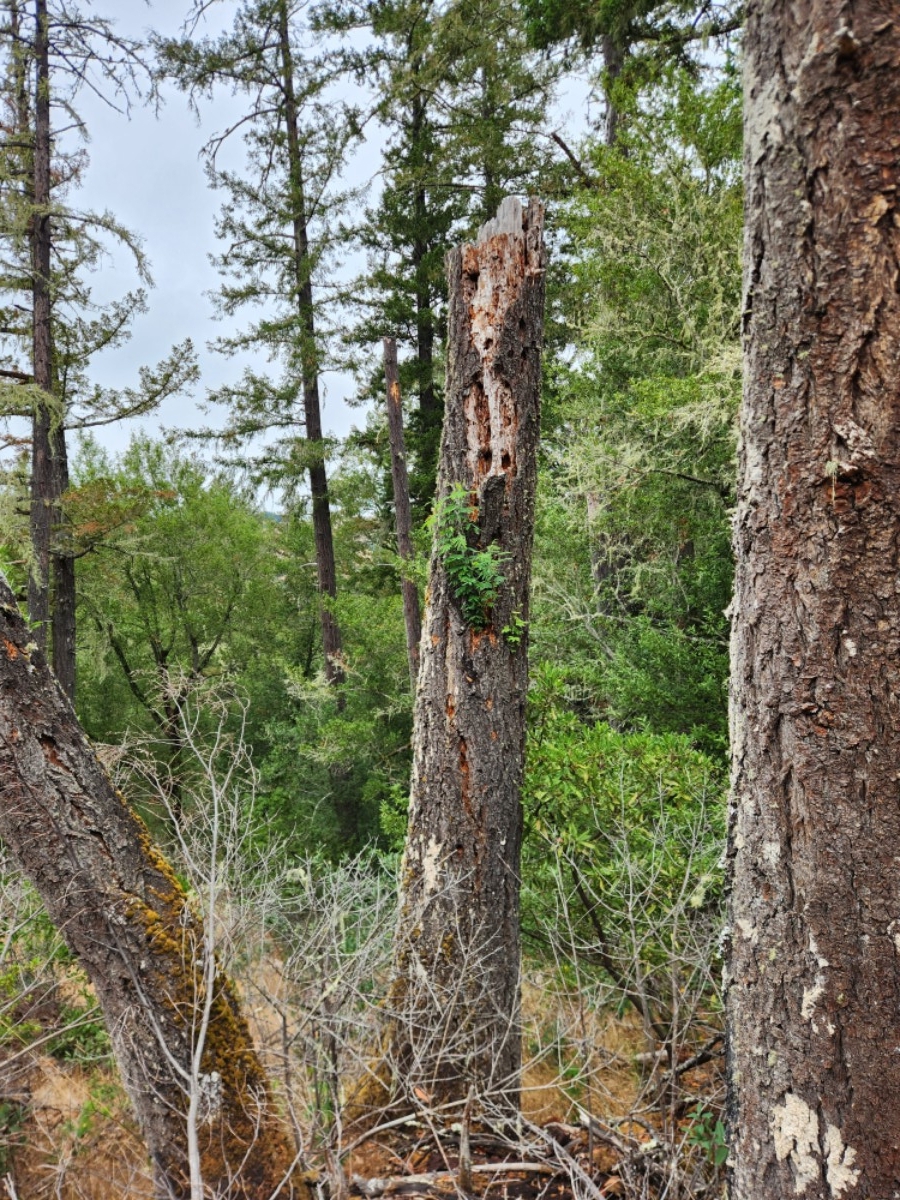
[2,964,722,1200]
[4,1047,720,1200]
[344,1119,626,1200]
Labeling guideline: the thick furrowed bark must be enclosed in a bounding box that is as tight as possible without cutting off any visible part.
[387,197,546,1115]
[728,4,900,1196]
[0,574,307,1199]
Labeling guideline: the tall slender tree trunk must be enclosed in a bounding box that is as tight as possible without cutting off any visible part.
[276,0,343,690]
[51,413,76,699]
[383,336,422,688]
[0,573,307,1200]
[28,0,52,648]
[728,4,900,1196]
[388,197,545,1113]
[600,34,624,148]
[25,0,76,700]
[409,75,442,508]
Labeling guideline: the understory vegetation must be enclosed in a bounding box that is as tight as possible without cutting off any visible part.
[0,1,741,1195]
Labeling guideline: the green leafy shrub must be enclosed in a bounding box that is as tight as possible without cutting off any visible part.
[429,483,508,629]
[522,692,726,1057]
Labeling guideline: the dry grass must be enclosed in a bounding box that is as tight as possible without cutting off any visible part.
[0,955,672,1200]
[6,1057,152,1200]
[3,964,659,1200]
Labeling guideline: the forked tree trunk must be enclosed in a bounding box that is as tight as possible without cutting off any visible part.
[728,5,900,1195]
[0,574,307,1200]
[383,336,422,688]
[388,196,545,1113]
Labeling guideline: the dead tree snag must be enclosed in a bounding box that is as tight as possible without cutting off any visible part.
[387,196,546,1114]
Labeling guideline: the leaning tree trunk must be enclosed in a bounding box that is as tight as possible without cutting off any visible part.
[728,4,900,1196]
[0,574,307,1200]
[388,196,545,1114]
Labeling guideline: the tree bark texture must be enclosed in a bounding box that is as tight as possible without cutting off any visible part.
[389,196,545,1112]
[728,5,900,1197]
[0,575,306,1200]
[383,336,422,689]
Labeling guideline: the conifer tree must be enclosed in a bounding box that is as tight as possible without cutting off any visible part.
[0,0,196,700]
[160,0,357,690]
[337,0,555,512]
[523,0,742,145]
[339,0,457,510]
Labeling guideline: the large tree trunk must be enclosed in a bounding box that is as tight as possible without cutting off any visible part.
[728,4,900,1196]
[388,196,545,1114]
[0,573,307,1200]
[383,336,422,689]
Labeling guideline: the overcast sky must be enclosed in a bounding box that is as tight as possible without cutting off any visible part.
[70,0,592,468]
[75,0,374,462]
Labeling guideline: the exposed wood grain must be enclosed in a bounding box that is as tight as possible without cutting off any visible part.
[388,197,546,1113]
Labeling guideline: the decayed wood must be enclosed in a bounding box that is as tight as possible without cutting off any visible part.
[729,5,900,1196]
[351,1163,557,1197]
[388,196,546,1112]
[383,336,423,688]
[0,573,306,1200]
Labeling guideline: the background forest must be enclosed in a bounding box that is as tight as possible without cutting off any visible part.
[0,0,742,1195]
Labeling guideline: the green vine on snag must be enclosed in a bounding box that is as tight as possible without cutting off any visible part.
[429,483,508,631]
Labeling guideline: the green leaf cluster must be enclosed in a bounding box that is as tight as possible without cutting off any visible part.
[429,483,507,630]
[524,699,725,932]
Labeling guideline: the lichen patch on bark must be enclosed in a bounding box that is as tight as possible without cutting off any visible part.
[421,835,443,895]
[772,1094,821,1195]
[824,1125,860,1197]
[801,976,826,1021]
